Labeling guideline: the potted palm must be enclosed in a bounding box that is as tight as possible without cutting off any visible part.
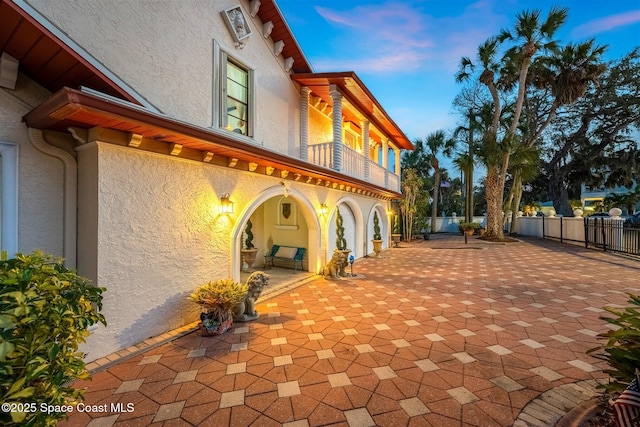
[371,211,383,256]
[335,207,350,276]
[391,214,401,247]
[190,279,248,336]
[240,219,258,271]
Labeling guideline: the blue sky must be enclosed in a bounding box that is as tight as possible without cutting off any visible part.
[276,0,640,143]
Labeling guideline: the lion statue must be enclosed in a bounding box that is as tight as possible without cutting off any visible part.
[234,271,270,322]
[323,250,346,280]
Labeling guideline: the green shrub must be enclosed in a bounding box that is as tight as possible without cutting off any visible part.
[244,219,255,249]
[0,251,106,426]
[335,207,347,250]
[373,211,382,240]
[189,279,247,317]
[588,294,640,394]
[459,222,481,231]
[393,215,400,234]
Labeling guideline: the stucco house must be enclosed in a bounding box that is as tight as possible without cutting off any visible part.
[0,0,413,362]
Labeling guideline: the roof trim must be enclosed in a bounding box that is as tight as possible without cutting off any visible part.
[23,87,402,199]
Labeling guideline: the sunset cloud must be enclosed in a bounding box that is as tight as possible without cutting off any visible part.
[572,10,640,38]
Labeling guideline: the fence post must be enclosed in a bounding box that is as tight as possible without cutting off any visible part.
[584,217,589,248]
[601,218,607,252]
[560,217,564,244]
[542,215,545,239]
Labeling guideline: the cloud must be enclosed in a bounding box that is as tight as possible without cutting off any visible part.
[309,1,505,75]
[572,10,640,38]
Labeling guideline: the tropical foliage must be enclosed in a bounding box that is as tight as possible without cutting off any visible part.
[0,252,106,426]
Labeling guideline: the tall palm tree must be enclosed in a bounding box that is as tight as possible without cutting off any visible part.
[507,38,607,223]
[425,131,456,234]
[456,7,568,240]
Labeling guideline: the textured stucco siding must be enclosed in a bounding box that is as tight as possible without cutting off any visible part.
[84,143,387,360]
[27,0,301,156]
[0,76,64,257]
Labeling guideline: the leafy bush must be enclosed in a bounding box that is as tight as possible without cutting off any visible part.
[393,215,400,234]
[589,294,640,394]
[244,219,255,249]
[0,251,106,426]
[335,207,347,250]
[459,222,481,231]
[373,211,382,240]
[190,279,247,317]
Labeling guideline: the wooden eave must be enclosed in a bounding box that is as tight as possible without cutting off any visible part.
[23,87,401,199]
[291,72,414,151]
[0,0,140,104]
[256,0,312,74]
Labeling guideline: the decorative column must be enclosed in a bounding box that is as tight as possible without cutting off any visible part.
[382,138,389,188]
[330,84,343,171]
[394,146,401,191]
[361,119,370,181]
[300,87,310,161]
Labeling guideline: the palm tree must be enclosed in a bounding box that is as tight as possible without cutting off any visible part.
[507,39,607,221]
[456,6,568,240]
[424,131,456,234]
[505,142,540,233]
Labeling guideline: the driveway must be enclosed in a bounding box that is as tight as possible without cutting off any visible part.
[61,234,640,426]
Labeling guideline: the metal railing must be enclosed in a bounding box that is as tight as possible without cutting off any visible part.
[584,218,640,257]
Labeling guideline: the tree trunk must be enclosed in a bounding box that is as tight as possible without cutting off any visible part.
[466,124,474,223]
[548,166,573,216]
[484,167,504,239]
[509,173,523,234]
[431,169,440,234]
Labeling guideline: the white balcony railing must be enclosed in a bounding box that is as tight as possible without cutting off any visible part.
[308,142,399,193]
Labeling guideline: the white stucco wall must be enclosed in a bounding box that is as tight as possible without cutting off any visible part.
[27,0,301,156]
[0,77,64,257]
[83,142,390,360]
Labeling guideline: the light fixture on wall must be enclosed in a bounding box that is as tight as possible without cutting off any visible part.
[387,209,394,216]
[319,203,328,216]
[220,193,234,214]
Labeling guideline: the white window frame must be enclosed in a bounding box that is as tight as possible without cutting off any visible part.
[212,40,256,138]
[0,142,18,256]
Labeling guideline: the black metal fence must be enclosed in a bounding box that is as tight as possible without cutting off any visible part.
[584,217,640,257]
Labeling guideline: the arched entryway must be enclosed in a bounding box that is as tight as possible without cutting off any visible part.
[366,204,389,255]
[328,197,364,259]
[230,186,321,283]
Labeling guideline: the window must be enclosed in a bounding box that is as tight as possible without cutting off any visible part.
[214,41,254,137]
[0,143,18,256]
[225,60,249,135]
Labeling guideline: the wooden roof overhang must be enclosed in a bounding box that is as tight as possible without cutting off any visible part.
[23,87,402,199]
[0,0,141,104]
[292,72,414,151]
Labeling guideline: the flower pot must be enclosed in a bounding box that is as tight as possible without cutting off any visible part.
[465,229,475,236]
[372,240,383,257]
[199,310,233,336]
[391,234,401,248]
[241,248,258,271]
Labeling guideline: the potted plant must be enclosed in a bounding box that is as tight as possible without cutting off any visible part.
[240,219,258,271]
[391,214,401,247]
[371,211,383,256]
[459,222,480,236]
[335,207,350,276]
[190,279,248,336]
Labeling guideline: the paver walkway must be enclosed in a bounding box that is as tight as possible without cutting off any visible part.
[60,234,640,426]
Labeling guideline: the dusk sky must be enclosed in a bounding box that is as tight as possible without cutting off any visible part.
[276,0,640,146]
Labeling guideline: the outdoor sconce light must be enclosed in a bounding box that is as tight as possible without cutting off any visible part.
[387,209,394,216]
[220,193,234,214]
[320,203,328,215]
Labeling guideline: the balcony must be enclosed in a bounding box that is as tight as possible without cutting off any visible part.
[308,142,400,193]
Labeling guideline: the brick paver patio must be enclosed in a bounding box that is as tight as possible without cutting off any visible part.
[60,234,640,426]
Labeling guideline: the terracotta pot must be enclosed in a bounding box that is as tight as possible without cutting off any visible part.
[199,310,233,336]
[241,248,258,270]
[372,240,383,256]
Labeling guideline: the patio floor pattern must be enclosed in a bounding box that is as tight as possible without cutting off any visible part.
[60,234,640,427]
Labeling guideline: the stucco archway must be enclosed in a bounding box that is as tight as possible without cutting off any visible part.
[230,186,321,282]
[366,203,389,255]
[330,197,365,259]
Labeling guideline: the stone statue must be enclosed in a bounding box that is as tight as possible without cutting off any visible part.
[323,250,346,280]
[234,271,269,322]
[229,8,248,39]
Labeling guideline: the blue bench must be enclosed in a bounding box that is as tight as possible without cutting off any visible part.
[264,245,305,272]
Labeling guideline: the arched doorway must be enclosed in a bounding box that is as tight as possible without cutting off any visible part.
[230,186,321,283]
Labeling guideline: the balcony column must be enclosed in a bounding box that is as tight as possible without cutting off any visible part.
[300,87,310,161]
[330,84,343,171]
[382,138,389,187]
[394,146,401,192]
[361,119,370,181]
